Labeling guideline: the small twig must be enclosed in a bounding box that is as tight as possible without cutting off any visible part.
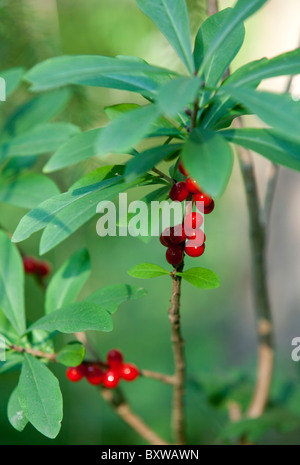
[8,344,56,362]
[151,167,174,185]
[141,369,176,386]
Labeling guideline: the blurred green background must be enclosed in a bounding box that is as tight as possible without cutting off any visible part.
[1,0,300,445]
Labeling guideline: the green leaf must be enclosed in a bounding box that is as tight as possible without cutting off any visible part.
[27,302,113,334]
[56,342,85,367]
[0,352,23,375]
[197,0,267,77]
[181,128,233,197]
[96,104,160,156]
[136,0,194,73]
[104,103,141,120]
[85,284,148,314]
[0,67,25,98]
[43,129,101,173]
[7,387,28,432]
[157,77,202,117]
[45,249,91,314]
[4,88,71,136]
[4,122,80,157]
[194,8,244,85]
[223,87,300,143]
[0,309,19,343]
[176,267,220,289]
[18,354,63,439]
[222,128,300,171]
[0,231,25,335]
[24,55,175,95]
[125,143,183,181]
[0,174,60,209]
[128,263,170,279]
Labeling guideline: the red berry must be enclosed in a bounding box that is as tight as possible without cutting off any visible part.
[66,363,86,382]
[85,363,105,385]
[193,191,213,208]
[103,369,120,389]
[160,228,175,247]
[184,212,203,230]
[166,245,184,267]
[36,261,51,277]
[23,256,38,274]
[185,242,206,258]
[107,349,124,369]
[169,182,189,202]
[185,228,205,246]
[160,225,186,247]
[185,177,201,194]
[120,363,139,382]
[178,160,189,177]
[203,199,215,214]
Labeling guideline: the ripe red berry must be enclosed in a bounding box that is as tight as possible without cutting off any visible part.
[66,363,86,382]
[203,199,215,214]
[120,363,140,382]
[166,245,184,267]
[185,228,205,246]
[107,349,124,369]
[36,261,51,277]
[103,369,120,389]
[169,182,189,202]
[85,363,105,385]
[185,242,206,258]
[160,227,175,247]
[194,193,215,214]
[184,212,203,230]
[185,177,201,194]
[23,256,38,274]
[178,160,189,177]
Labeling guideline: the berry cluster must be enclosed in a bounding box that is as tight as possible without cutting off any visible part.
[160,160,215,267]
[23,256,51,278]
[66,349,139,389]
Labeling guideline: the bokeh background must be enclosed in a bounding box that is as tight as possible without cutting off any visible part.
[1,0,300,445]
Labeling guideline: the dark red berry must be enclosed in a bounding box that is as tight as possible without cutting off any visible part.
[103,369,120,389]
[85,363,105,385]
[169,182,189,202]
[185,228,205,246]
[185,242,206,258]
[160,227,175,247]
[36,261,51,277]
[203,199,215,214]
[170,224,186,244]
[66,363,86,382]
[107,349,124,369]
[193,191,213,208]
[120,363,140,382]
[23,256,38,274]
[178,160,189,177]
[166,245,184,267]
[185,177,201,194]
[184,212,203,230]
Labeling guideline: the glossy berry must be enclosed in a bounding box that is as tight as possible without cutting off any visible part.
[166,245,184,267]
[120,363,140,382]
[85,363,105,385]
[170,224,186,245]
[185,228,205,246]
[169,182,189,202]
[66,363,86,382]
[23,256,38,274]
[185,177,201,194]
[160,228,175,247]
[103,369,120,389]
[36,261,51,277]
[193,191,213,208]
[185,242,206,258]
[107,349,124,369]
[203,199,215,214]
[184,212,203,230]
[178,160,189,177]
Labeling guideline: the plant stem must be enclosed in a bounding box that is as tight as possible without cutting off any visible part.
[8,344,57,362]
[207,0,219,16]
[141,369,176,385]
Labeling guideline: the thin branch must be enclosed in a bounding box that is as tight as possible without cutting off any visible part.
[8,344,56,362]
[101,387,170,445]
[140,369,176,385]
[151,167,174,185]
[207,0,219,17]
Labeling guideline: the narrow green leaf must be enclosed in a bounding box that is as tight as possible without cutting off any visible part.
[45,249,91,314]
[125,143,183,181]
[194,8,244,84]
[18,355,63,439]
[136,0,194,73]
[85,284,148,314]
[223,87,300,143]
[4,122,80,157]
[8,387,28,432]
[176,267,220,289]
[0,174,60,209]
[56,342,85,367]
[181,128,233,197]
[157,77,202,117]
[128,263,170,279]
[0,352,23,375]
[96,104,160,156]
[104,103,140,120]
[27,302,113,334]
[0,231,25,335]
[222,128,300,171]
